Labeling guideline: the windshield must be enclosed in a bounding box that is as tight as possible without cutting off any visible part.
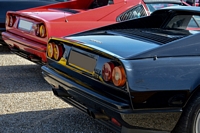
[146,4,180,13]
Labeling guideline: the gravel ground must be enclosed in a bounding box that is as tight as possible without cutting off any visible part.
[0,44,113,133]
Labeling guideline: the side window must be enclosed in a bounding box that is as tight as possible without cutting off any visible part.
[117,5,147,22]
[187,15,200,30]
[188,17,198,28]
[193,15,200,26]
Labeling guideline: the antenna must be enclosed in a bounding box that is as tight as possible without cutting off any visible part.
[64,12,68,22]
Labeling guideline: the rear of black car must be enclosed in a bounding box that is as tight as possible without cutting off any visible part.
[41,33,185,132]
[42,38,134,133]
[41,7,200,132]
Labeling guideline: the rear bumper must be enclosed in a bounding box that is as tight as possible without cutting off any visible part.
[42,65,182,133]
[2,31,47,63]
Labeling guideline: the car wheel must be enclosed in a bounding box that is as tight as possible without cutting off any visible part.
[172,91,200,133]
[195,111,200,133]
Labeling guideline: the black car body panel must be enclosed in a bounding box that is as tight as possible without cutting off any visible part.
[42,6,200,133]
[42,65,182,133]
[67,29,196,59]
[67,35,160,59]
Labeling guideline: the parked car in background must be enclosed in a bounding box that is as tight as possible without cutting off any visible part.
[194,0,200,6]
[2,0,186,64]
[42,6,200,133]
[0,0,67,45]
[183,0,200,6]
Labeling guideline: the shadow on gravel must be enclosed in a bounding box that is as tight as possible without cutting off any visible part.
[0,64,51,93]
[0,108,113,133]
[0,44,10,54]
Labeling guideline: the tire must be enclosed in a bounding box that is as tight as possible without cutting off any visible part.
[172,91,200,133]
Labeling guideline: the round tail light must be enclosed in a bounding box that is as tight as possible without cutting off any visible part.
[35,24,40,36]
[8,15,15,27]
[47,43,54,58]
[111,118,121,127]
[6,15,9,26]
[112,66,126,87]
[102,62,114,82]
[39,24,46,38]
[53,44,63,60]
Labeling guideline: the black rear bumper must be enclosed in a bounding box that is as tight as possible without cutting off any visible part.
[42,65,182,133]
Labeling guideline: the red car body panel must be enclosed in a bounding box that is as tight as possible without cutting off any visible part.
[2,0,184,63]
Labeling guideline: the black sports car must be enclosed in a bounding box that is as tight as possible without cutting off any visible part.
[0,0,67,45]
[42,6,200,133]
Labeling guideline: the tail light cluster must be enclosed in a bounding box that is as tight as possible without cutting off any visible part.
[6,14,46,38]
[47,42,63,61]
[6,14,16,27]
[102,62,126,87]
[35,24,47,38]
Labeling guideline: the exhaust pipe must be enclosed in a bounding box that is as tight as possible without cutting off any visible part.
[10,47,18,52]
[88,109,109,120]
[53,89,109,120]
[52,88,71,97]
[29,55,41,62]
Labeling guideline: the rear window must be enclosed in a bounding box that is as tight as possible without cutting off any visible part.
[117,5,147,22]
[166,15,200,30]
[146,4,180,13]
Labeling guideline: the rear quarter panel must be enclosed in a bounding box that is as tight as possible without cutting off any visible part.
[64,3,125,21]
[19,0,93,12]
[122,57,200,93]
[47,21,116,37]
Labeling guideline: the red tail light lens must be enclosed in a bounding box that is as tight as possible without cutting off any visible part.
[35,24,46,38]
[102,62,114,82]
[102,62,126,87]
[47,43,54,58]
[53,44,63,60]
[35,24,40,36]
[111,118,121,127]
[39,24,46,38]
[9,16,14,26]
[47,42,63,61]
[6,15,9,26]
[7,15,15,27]
[112,66,126,87]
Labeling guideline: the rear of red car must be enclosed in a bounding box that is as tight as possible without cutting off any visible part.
[2,0,125,63]
[0,0,59,45]
[3,12,49,63]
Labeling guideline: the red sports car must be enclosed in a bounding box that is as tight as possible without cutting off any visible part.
[2,0,187,64]
[0,0,65,45]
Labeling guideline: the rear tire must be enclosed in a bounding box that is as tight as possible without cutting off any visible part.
[172,91,200,133]
[195,112,200,133]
